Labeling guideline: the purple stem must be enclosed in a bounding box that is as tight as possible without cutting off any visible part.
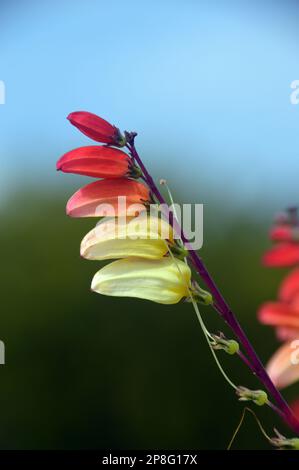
[127,140,299,435]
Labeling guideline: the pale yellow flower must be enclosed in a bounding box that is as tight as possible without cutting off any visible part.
[91,257,191,304]
[81,214,173,260]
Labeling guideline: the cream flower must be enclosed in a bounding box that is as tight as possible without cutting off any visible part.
[81,214,173,260]
[91,257,191,304]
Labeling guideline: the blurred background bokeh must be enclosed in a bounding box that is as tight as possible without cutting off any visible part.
[0,0,299,450]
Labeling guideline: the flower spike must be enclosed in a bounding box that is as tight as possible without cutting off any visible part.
[58,111,299,440]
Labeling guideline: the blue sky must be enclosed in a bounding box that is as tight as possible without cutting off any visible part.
[0,0,298,210]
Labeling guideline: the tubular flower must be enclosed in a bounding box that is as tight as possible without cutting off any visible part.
[66,178,150,217]
[270,225,299,242]
[279,268,299,303]
[266,341,299,389]
[67,111,126,146]
[259,212,299,390]
[91,257,191,304]
[56,146,138,178]
[258,268,299,341]
[81,214,174,260]
[262,243,299,267]
[258,297,299,341]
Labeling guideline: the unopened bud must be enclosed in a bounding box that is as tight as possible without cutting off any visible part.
[236,386,268,406]
[187,281,213,305]
[270,225,299,242]
[270,429,299,450]
[211,333,239,355]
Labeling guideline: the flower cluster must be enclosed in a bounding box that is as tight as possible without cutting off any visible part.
[258,208,299,418]
[57,111,207,305]
[57,111,299,442]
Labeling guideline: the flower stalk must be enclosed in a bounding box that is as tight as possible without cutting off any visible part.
[126,133,299,435]
[59,112,299,441]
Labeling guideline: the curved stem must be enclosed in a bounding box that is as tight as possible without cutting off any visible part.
[167,242,237,390]
[191,299,238,390]
[127,140,299,435]
[227,407,273,450]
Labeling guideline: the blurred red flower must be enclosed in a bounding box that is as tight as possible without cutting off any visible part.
[266,341,299,389]
[258,269,299,341]
[262,243,299,267]
[258,298,299,341]
[279,268,299,303]
[270,225,294,242]
[259,215,299,390]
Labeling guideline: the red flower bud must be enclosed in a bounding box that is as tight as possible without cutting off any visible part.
[270,225,293,242]
[279,268,299,303]
[56,146,131,178]
[262,243,299,267]
[67,111,126,146]
[66,178,150,217]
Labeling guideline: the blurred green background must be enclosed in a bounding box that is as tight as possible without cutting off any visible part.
[0,180,297,450]
[1,0,299,450]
